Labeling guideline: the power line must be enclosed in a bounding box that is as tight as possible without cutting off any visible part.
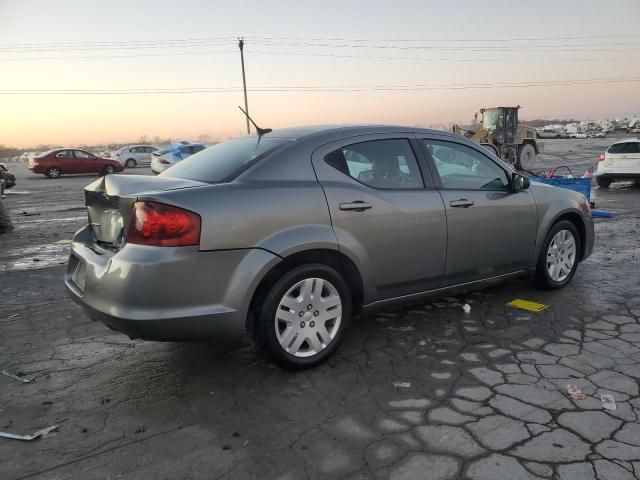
[249,39,640,53]
[0,50,237,61]
[247,33,640,43]
[247,49,638,63]
[2,47,637,63]
[2,32,640,49]
[1,77,638,94]
[2,38,638,55]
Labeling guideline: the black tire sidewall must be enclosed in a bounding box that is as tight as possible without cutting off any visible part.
[597,177,611,188]
[536,220,581,289]
[104,166,115,175]
[255,263,352,370]
[47,167,60,178]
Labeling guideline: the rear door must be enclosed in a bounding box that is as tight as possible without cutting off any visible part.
[142,147,156,165]
[420,136,537,285]
[312,134,447,301]
[605,142,640,173]
[53,150,75,172]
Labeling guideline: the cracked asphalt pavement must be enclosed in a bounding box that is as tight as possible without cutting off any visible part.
[2,138,640,480]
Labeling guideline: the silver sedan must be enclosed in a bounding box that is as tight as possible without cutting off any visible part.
[65,126,594,369]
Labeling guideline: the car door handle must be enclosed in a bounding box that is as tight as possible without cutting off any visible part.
[449,199,474,208]
[339,201,372,212]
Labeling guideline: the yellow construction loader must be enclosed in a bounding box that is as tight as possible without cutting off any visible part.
[452,106,540,170]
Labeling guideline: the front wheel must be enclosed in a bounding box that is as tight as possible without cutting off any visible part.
[103,165,116,175]
[596,177,612,188]
[125,159,136,168]
[517,144,536,170]
[534,220,581,289]
[254,264,352,370]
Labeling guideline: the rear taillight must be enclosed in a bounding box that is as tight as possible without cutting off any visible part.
[599,153,605,161]
[159,159,170,164]
[126,201,200,247]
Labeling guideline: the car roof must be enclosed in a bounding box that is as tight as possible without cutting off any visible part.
[169,141,205,147]
[249,124,461,142]
[611,138,640,145]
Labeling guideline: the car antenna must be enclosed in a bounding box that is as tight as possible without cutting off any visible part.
[238,106,272,137]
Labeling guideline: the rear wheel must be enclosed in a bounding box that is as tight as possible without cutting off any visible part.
[534,220,580,290]
[125,158,136,168]
[46,167,61,179]
[254,264,351,370]
[596,177,612,188]
[103,165,116,175]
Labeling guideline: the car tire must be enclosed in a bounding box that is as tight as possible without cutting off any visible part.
[125,159,136,168]
[46,167,61,179]
[596,177,612,188]
[517,143,536,170]
[534,220,581,290]
[254,264,352,370]
[103,165,116,175]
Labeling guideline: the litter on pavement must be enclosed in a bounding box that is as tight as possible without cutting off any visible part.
[565,384,586,400]
[601,393,617,411]
[506,299,549,312]
[1,370,32,383]
[462,304,471,313]
[393,381,412,388]
[0,425,59,441]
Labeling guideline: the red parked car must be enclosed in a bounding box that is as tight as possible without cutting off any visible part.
[28,149,124,179]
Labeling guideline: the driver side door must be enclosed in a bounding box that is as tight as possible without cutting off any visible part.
[420,136,537,285]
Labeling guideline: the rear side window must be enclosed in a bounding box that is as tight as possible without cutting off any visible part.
[55,150,72,159]
[162,137,288,183]
[607,142,640,154]
[325,139,423,189]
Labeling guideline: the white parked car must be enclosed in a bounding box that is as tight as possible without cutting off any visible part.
[150,141,206,174]
[569,132,588,139]
[114,145,158,168]
[595,138,640,188]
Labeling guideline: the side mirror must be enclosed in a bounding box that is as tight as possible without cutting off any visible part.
[511,173,530,192]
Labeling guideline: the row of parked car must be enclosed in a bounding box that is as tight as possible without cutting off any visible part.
[27,141,206,178]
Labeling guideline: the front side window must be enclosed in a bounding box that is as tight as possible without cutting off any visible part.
[55,150,71,159]
[325,139,423,189]
[423,139,509,190]
[74,150,96,160]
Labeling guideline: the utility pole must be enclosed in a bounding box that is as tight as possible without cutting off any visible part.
[238,38,250,134]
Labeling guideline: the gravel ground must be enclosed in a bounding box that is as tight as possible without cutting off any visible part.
[1,138,640,480]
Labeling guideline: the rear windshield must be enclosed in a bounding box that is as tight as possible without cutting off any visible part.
[607,142,639,154]
[161,137,289,182]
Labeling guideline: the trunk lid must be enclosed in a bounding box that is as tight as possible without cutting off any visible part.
[84,174,206,247]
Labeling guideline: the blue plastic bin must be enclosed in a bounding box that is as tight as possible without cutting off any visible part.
[530,176,592,202]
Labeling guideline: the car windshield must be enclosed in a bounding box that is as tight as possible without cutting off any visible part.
[161,137,289,183]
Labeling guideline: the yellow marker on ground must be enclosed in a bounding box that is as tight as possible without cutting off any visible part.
[507,299,549,312]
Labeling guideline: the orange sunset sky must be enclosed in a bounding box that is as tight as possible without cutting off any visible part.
[1,0,639,148]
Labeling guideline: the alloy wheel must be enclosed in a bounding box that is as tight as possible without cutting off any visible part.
[275,277,342,358]
[546,229,577,282]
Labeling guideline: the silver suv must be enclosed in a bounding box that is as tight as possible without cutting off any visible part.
[66,126,594,369]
